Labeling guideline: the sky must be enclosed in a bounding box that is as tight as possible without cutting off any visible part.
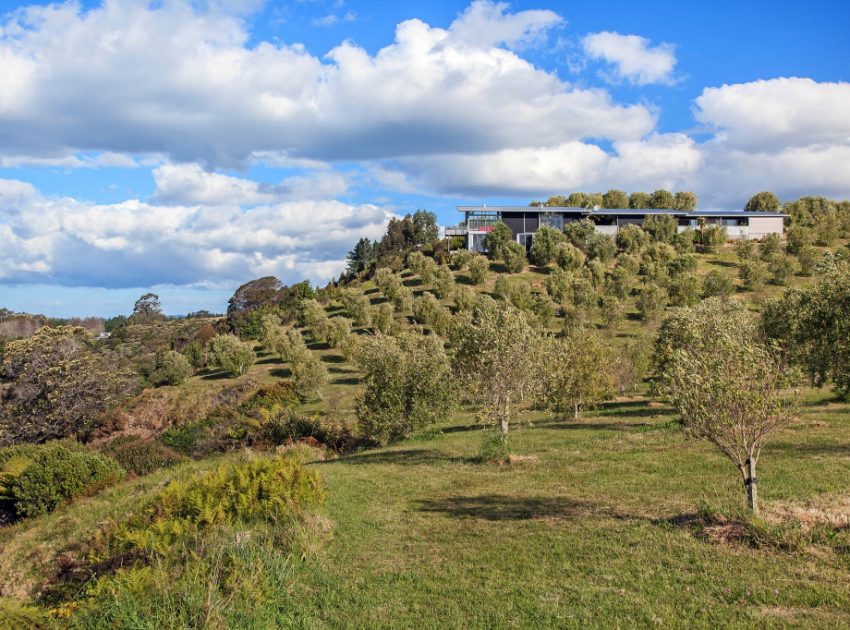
[1,0,849,317]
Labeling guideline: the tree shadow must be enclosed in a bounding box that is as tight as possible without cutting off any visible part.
[269,367,292,378]
[364,287,380,295]
[404,278,424,287]
[307,341,331,351]
[770,442,850,457]
[439,423,484,434]
[416,494,595,521]
[327,448,466,466]
[320,354,346,364]
[711,260,738,269]
[535,420,652,431]
[332,376,361,385]
[256,356,283,365]
[200,370,232,381]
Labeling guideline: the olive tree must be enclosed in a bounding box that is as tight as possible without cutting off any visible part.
[208,334,256,377]
[537,328,614,419]
[661,311,797,514]
[340,288,371,326]
[501,240,528,273]
[744,191,781,212]
[483,221,513,257]
[467,254,489,285]
[452,298,538,442]
[350,332,453,444]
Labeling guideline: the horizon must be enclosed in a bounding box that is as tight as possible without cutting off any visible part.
[1,0,849,317]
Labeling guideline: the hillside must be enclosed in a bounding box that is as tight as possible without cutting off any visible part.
[1,229,850,627]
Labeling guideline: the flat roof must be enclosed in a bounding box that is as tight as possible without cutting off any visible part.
[457,206,787,218]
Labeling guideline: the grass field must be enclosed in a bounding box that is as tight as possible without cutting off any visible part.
[2,389,848,628]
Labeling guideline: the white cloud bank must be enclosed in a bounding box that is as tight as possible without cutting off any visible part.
[0,176,392,288]
[582,31,677,85]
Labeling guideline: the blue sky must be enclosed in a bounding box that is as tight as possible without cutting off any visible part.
[1,0,849,317]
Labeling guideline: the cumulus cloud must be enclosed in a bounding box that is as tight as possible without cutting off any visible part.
[694,77,850,151]
[0,178,392,288]
[582,31,677,85]
[0,0,652,166]
[151,163,349,205]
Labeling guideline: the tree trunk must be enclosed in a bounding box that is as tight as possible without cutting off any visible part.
[746,457,758,515]
[499,400,509,442]
[574,402,579,420]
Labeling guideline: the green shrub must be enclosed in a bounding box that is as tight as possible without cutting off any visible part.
[466,254,489,285]
[258,405,352,451]
[100,436,186,476]
[0,442,123,520]
[478,430,509,464]
[501,240,527,273]
[149,349,193,386]
[702,270,735,298]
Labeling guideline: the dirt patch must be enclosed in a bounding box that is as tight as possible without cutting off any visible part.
[766,494,850,531]
[507,454,540,465]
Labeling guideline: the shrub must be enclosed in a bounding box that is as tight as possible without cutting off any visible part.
[467,254,489,285]
[702,270,735,298]
[290,353,328,402]
[673,229,696,254]
[209,334,256,377]
[759,233,783,259]
[643,242,677,264]
[636,284,668,322]
[699,225,728,253]
[0,442,124,520]
[740,259,769,291]
[430,264,456,298]
[554,241,585,271]
[100,436,186,476]
[501,240,527,273]
[786,225,814,255]
[478,430,510,464]
[734,239,758,261]
[149,349,193,386]
[453,285,476,313]
[586,232,617,262]
[600,295,623,329]
[450,249,473,271]
[616,224,649,253]
[643,214,677,243]
[412,293,452,336]
[339,289,371,326]
[326,317,352,348]
[668,273,702,307]
[529,226,566,265]
[258,406,351,451]
[562,218,596,250]
[767,252,797,285]
[371,302,396,334]
[545,267,571,303]
[483,221,513,257]
[797,245,819,276]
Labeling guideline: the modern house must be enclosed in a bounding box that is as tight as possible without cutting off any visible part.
[450,206,787,253]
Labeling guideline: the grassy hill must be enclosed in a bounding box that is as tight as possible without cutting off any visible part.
[1,240,849,627]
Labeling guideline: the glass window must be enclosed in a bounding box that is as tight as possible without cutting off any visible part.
[539,212,563,230]
[467,211,499,231]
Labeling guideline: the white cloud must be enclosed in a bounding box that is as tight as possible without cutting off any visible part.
[0,0,653,166]
[694,77,850,151]
[582,31,677,85]
[152,163,349,205]
[0,178,392,288]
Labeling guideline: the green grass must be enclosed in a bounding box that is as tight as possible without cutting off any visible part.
[3,392,849,627]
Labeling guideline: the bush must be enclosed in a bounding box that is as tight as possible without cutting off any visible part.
[668,274,702,307]
[554,241,585,271]
[0,442,123,521]
[586,232,617,262]
[797,245,819,276]
[258,406,352,451]
[478,430,510,464]
[562,218,596,250]
[371,302,396,334]
[326,317,352,348]
[673,229,696,253]
[759,233,783,259]
[149,349,193,386]
[616,224,649,253]
[529,226,566,265]
[100,435,186,476]
[702,270,735,298]
[430,264,456,298]
[290,353,328,402]
[501,240,527,273]
[740,259,769,291]
[767,253,797,285]
[636,284,668,322]
[643,214,677,243]
[734,239,758,261]
[699,225,728,253]
[209,334,256,377]
[467,254,489,285]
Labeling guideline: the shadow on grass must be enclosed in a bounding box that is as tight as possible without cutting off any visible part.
[770,441,850,457]
[332,376,361,385]
[416,494,594,521]
[256,356,283,365]
[440,423,484,434]
[320,354,346,364]
[200,370,232,381]
[270,367,292,378]
[534,420,652,431]
[329,448,467,466]
[307,341,331,351]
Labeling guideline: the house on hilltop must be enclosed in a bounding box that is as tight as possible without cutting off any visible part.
[449,206,787,252]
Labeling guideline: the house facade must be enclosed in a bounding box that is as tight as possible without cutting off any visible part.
[451,206,786,253]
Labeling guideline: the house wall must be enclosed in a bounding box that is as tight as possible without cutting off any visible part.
[748,216,784,240]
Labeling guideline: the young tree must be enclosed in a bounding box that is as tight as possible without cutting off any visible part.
[149,349,193,386]
[616,224,649,254]
[554,241,586,271]
[208,334,256,377]
[412,293,452,336]
[326,317,352,348]
[662,324,798,514]
[371,302,396,335]
[339,289,371,326]
[350,332,453,444]
[529,226,566,266]
[636,284,668,322]
[537,329,614,419]
[642,214,677,243]
[430,264,456,298]
[290,352,328,402]
[699,225,728,253]
[466,254,489,285]
[702,270,735,298]
[501,240,528,273]
[740,259,769,291]
[562,218,596,251]
[452,298,538,442]
[586,232,617,262]
[483,221,513,257]
[300,299,330,343]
